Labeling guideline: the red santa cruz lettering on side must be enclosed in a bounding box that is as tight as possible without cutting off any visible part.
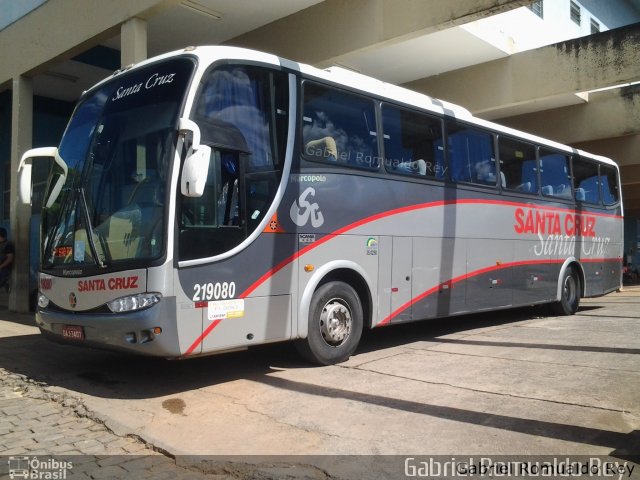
[514,208,596,238]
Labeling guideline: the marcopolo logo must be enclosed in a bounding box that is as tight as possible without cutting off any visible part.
[7,456,73,479]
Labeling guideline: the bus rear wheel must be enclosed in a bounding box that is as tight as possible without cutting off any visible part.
[553,266,580,315]
[297,281,363,365]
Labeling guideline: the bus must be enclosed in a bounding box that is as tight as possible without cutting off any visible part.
[18,46,623,365]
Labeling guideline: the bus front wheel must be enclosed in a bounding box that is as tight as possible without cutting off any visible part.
[553,266,580,315]
[297,281,363,365]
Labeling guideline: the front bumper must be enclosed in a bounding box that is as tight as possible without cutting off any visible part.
[36,297,181,357]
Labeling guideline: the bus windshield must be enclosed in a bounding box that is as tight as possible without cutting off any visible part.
[41,57,195,269]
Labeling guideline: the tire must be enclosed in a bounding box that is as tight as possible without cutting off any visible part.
[552,266,580,315]
[296,281,364,365]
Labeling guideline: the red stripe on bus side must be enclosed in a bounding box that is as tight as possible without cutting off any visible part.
[186,197,622,355]
[378,259,559,326]
[240,202,443,298]
[184,319,222,356]
[459,199,623,219]
[242,199,620,298]
[378,257,620,326]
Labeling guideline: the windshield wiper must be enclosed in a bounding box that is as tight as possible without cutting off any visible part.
[77,187,107,268]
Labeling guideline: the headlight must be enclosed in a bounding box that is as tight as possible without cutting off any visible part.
[107,293,161,313]
[38,294,50,309]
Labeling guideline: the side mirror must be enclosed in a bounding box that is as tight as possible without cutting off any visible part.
[178,118,210,197]
[181,145,211,197]
[18,147,63,205]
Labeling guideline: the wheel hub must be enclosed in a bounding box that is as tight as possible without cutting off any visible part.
[319,300,352,346]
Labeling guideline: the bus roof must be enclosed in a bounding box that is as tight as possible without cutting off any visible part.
[96,45,618,169]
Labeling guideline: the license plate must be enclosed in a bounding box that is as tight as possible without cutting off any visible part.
[61,325,85,341]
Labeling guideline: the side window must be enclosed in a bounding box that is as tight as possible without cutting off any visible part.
[302,82,379,170]
[179,149,245,260]
[382,104,445,179]
[194,65,288,172]
[447,122,496,186]
[600,165,620,206]
[179,66,289,261]
[539,148,572,199]
[497,137,538,193]
[572,157,600,204]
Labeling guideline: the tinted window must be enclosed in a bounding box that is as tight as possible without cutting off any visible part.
[195,65,288,172]
[539,148,572,199]
[572,157,600,204]
[302,82,379,170]
[600,165,619,206]
[447,123,496,186]
[498,137,538,193]
[180,67,289,261]
[382,105,445,179]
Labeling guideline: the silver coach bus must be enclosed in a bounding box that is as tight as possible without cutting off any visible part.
[18,46,623,365]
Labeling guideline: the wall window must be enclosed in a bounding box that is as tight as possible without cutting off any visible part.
[600,165,619,206]
[572,157,600,204]
[528,1,543,19]
[497,137,538,193]
[381,104,445,179]
[570,0,581,25]
[539,148,572,199]
[447,123,496,186]
[302,82,379,171]
[590,18,600,34]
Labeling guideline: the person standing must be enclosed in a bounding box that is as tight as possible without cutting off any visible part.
[0,227,15,292]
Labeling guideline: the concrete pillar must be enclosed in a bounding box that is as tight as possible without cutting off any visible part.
[121,17,147,67]
[9,76,33,313]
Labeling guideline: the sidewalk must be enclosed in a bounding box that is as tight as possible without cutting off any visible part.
[0,369,232,479]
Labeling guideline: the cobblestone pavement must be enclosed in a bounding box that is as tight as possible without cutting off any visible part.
[0,368,336,479]
[0,368,225,479]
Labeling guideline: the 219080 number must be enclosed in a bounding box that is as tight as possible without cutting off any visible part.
[193,282,236,301]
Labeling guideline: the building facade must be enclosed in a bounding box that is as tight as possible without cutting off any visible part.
[1,0,639,311]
